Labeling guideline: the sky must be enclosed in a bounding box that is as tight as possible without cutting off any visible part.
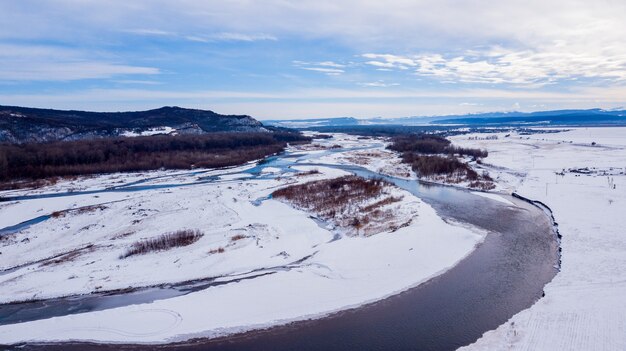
[1,0,626,120]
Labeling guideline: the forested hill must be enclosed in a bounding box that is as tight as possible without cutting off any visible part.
[0,105,267,143]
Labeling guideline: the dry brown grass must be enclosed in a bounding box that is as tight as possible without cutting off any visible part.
[41,245,95,267]
[50,204,108,219]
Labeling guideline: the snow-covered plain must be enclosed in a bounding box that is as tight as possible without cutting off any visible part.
[4,127,617,349]
[0,135,485,344]
[452,127,626,350]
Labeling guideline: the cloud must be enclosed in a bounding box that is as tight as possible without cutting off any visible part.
[125,28,175,36]
[0,63,158,81]
[358,81,399,87]
[125,27,277,43]
[3,1,626,53]
[362,45,626,85]
[301,67,344,75]
[1,1,626,116]
[112,80,162,85]
[184,32,277,42]
[2,85,626,118]
[363,54,417,69]
[0,44,159,81]
[293,61,346,75]
[0,86,618,104]
[316,61,345,68]
[209,32,277,42]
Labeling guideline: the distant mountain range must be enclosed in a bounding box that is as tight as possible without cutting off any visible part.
[263,109,626,129]
[0,106,266,143]
[3,105,626,144]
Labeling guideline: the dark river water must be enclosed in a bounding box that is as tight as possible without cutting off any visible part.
[1,147,559,351]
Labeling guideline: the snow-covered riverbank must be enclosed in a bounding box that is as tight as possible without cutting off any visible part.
[453,127,626,350]
[0,135,486,344]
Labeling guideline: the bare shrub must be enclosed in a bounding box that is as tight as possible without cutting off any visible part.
[120,229,203,258]
[208,247,225,254]
[296,169,320,177]
[110,231,135,240]
[361,196,403,212]
[469,181,496,190]
[230,234,246,242]
[41,245,95,266]
[51,211,65,218]
[50,205,107,219]
[72,204,107,215]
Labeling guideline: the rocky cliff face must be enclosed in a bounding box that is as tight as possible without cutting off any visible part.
[0,106,267,143]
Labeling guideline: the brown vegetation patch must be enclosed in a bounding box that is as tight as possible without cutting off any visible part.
[296,169,320,177]
[230,234,247,242]
[273,176,386,216]
[120,229,203,258]
[50,211,65,218]
[208,247,225,255]
[0,178,59,191]
[273,176,413,236]
[50,204,108,219]
[361,196,403,212]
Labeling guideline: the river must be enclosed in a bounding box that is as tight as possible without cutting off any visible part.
[0,145,559,351]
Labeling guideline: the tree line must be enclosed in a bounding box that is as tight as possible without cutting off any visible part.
[388,134,488,158]
[388,134,493,188]
[0,132,310,183]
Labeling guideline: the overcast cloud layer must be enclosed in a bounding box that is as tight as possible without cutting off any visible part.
[1,0,625,118]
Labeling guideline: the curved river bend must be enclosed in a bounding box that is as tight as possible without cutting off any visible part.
[2,148,559,351]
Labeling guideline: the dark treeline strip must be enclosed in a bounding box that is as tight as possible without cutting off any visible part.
[401,153,479,180]
[305,125,450,137]
[0,132,310,183]
[388,134,488,158]
[388,134,493,190]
